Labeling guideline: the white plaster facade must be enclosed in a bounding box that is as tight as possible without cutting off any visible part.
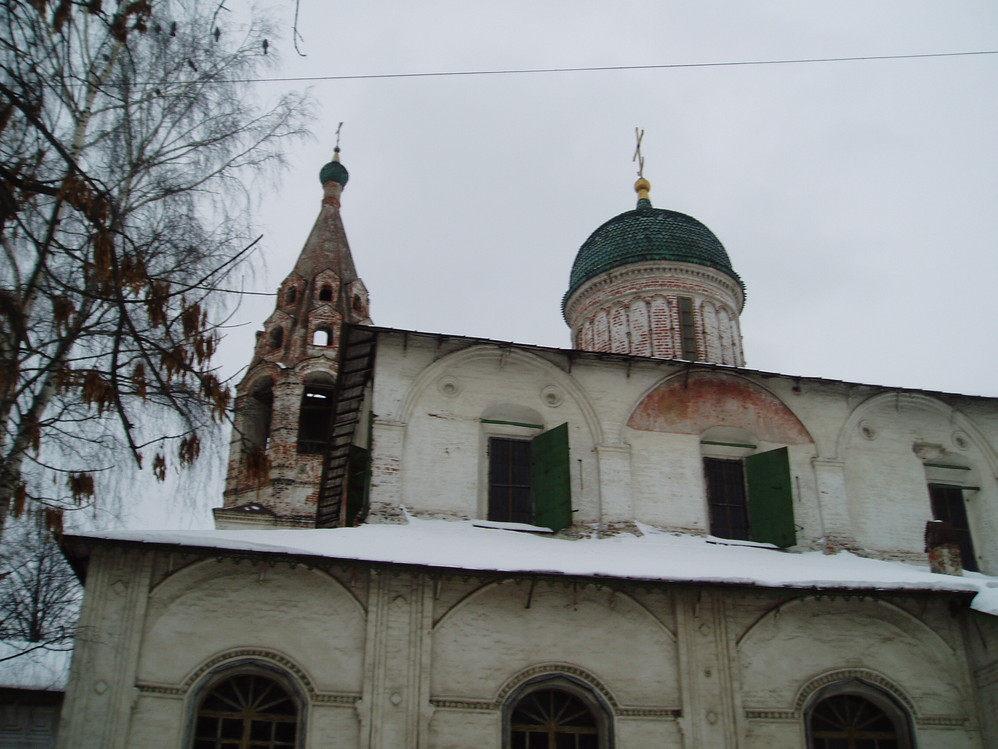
[58,327,998,748]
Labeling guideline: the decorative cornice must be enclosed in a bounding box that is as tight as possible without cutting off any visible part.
[914,715,969,728]
[744,709,796,721]
[429,698,495,711]
[429,697,679,719]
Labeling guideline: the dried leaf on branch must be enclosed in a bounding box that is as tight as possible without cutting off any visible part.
[0,0,310,533]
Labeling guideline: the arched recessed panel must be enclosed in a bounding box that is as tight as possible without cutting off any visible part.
[628,373,812,445]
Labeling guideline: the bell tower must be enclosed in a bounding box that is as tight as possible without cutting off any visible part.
[214,148,371,528]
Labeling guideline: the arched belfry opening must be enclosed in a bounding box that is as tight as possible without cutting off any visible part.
[241,378,274,454]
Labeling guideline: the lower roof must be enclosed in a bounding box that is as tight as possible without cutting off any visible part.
[64,516,996,616]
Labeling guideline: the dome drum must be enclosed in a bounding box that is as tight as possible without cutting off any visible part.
[563,260,744,324]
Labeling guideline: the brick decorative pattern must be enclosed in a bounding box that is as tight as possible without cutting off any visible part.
[565,261,745,365]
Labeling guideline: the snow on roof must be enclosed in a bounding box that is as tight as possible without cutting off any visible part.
[74,517,998,616]
[0,640,72,692]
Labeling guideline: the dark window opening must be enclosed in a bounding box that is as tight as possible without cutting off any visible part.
[352,295,363,312]
[809,693,901,749]
[704,457,749,540]
[318,284,333,302]
[269,327,284,351]
[284,287,297,304]
[489,437,533,525]
[312,326,333,347]
[703,448,796,547]
[929,484,977,571]
[297,379,336,454]
[486,424,572,531]
[510,688,600,749]
[193,674,297,749]
[678,296,698,361]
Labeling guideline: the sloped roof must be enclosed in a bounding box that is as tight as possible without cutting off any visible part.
[64,518,998,617]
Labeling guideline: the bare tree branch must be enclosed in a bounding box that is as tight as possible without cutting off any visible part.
[0,0,310,532]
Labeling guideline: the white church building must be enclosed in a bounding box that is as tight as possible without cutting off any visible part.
[58,153,998,748]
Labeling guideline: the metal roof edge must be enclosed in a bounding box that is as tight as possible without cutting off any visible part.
[357,324,996,402]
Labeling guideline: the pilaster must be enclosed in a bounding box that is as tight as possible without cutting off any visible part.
[674,588,741,748]
[58,546,152,748]
[361,570,433,748]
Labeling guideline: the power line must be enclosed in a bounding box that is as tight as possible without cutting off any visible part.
[223,49,998,85]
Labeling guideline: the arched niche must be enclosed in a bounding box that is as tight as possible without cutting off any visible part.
[430,580,676,706]
[238,375,275,452]
[140,559,366,691]
[737,596,964,719]
[837,392,996,565]
[396,345,602,446]
[627,371,812,445]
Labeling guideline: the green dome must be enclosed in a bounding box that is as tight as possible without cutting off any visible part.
[564,198,743,305]
[319,160,349,186]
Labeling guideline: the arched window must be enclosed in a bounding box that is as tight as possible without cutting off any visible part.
[806,680,913,749]
[312,326,333,347]
[269,327,284,351]
[297,372,336,454]
[193,673,298,749]
[318,284,333,302]
[284,287,297,305]
[504,675,611,749]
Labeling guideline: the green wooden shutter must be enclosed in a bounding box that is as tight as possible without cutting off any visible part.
[345,445,371,526]
[531,423,572,531]
[745,447,796,547]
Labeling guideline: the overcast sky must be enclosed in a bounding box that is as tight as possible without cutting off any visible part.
[128,1,998,527]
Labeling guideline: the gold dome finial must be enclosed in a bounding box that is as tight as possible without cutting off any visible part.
[633,127,650,201]
[635,177,651,200]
